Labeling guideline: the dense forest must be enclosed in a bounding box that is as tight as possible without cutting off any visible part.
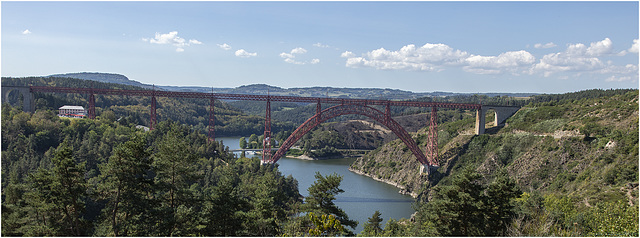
[0,104,372,236]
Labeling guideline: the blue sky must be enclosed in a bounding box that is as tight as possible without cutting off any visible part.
[2,1,638,93]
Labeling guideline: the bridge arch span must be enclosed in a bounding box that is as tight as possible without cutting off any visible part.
[270,104,434,167]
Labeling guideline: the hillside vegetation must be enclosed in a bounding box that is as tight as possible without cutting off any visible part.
[350,89,638,236]
[2,77,296,137]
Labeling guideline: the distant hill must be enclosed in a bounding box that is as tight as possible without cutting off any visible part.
[45,72,538,100]
[48,72,152,89]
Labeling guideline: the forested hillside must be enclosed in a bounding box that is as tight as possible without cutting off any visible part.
[1,103,370,236]
[2,77,296,137]
[351,89,639,236]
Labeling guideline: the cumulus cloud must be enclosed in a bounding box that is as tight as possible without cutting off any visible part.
[341,51,356,58]
[585,38,613,57]
[143,31,202,52]
[629,39,639,54]
[530,38,616,76]
[342,38,636,82]
[217,43,232,50]
[464,50,536,75]
[235,49,257,58]
[280,47,318,65]
[22,29,31,35]
[534,42,557,49]
[342,43,469,71]
[291,47,307,54]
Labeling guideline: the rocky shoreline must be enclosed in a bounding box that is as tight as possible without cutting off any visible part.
[348,167,418,198]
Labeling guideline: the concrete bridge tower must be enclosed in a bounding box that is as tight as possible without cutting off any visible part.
[475,106,520,135]
[1,86,35,113]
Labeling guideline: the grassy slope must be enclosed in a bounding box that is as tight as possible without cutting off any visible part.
[350,90,639,207]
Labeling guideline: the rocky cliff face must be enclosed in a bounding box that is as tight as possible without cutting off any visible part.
[348,127,476,198]
[349,90,639,206]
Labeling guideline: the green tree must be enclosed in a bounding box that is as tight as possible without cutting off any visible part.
[249,134,259,149]
[420,168,486,236]
[307,212,346,236]
[22,144,88,236]
[200,167,247,236]
[239,136,248,149]
[302,172,358,233]
[484,170,521,236]
[95,134,153,236]
[359,210,383,236]
[153,125,198,236]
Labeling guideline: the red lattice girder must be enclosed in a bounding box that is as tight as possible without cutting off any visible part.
[208,98,215,141]
[150,96,157,130]
[30,86,481,110]
[88,94,96,119]
[426,107,439,167]
[262,99,272,162]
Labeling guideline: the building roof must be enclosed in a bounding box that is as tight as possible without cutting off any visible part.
[59,105,85,110]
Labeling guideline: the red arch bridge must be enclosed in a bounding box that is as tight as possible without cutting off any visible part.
[10,86,518,173]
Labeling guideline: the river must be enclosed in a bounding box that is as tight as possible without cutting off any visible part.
[216,137,415,234]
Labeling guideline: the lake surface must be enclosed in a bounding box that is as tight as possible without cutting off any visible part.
[217,137,415,234]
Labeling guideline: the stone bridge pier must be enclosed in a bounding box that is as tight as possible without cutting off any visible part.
[475,106,520,135]
[1,86,34,113]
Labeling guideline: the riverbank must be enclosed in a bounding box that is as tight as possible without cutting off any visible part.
[286,153,365,160]
[348,167,419,198]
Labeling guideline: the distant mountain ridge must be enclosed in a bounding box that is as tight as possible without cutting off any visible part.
[46,72,537,100]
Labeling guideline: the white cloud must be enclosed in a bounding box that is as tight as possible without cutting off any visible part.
[279,52,294,59]
[313,43,330,48]
[343,43,469,71]
[144,31,202,52]
[218,43,232,50]
[341,51,355,58]
[284,58,305,65]
[235,49,257,58]
[530,38,615,76]
[534,42,557,49]
[605,76,632,82]
[464,50,535,75]
[629,39,639,54]
[529,38,639,82]
[342,38,636,82]
[585,38,613,57]
[280,47,317,65]
[291,47,307,54]
[22,29,31,35]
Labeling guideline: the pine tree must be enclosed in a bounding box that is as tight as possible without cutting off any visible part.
[22,144,88,236]
[484,170,521,236]
[302,172,358,233]
[96,134,153,236]
[422,168,485,236]
[360,210,384,236]
[152,125,198,236]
